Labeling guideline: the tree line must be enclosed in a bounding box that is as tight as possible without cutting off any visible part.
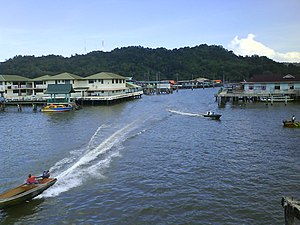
[0,44,299,82]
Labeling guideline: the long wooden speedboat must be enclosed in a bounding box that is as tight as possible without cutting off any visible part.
[41,103,73,112]
[283,120,300,128]
[0,177,57,209]
[202,113,222,120]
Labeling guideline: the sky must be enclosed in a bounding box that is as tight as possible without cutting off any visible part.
[1,0,300,63]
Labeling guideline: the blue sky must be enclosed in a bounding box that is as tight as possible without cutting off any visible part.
[1,0,300,62]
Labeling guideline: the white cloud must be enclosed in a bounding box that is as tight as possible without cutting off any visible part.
[228,33,300,63]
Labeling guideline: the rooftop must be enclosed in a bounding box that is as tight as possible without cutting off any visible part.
[244,74,300,83]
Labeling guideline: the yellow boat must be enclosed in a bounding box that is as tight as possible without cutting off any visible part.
[41,103,73,112]
[283,120,300,128]
[0,177,57,209]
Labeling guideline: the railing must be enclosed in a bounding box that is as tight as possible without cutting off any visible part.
[47,98,70,103]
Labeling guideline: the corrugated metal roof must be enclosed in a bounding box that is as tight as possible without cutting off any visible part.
[45,72,83,80]
[126,83,141,88]
[0,75,31,82]
[32,75,52,81]
[85,72,126,80]
[44,84,75,94]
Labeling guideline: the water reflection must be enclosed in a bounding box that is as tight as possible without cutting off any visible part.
[0,198,44,224]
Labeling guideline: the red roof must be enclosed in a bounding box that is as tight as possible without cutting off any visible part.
[244,74,300,83]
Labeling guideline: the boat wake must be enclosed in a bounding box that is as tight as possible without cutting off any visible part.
[168,109,203,117]
[40,120,144,198]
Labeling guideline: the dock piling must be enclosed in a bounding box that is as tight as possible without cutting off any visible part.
[282,197,300,225]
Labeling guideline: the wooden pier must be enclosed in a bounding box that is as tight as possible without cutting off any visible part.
[282,197,300,225]
[0,100,46,112]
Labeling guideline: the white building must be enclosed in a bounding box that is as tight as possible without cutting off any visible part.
[242,74,300,96]
[0,72,143,101]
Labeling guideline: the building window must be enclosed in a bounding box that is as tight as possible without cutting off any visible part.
[261,86,266,90]
[65,80,70,84]
[249,86,253,90]
[289,85,294,90]
[88,80,94,84]
[112,79,114,84]
[275,85,280,90]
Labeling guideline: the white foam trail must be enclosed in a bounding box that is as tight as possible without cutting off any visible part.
[40,120,139,198]
[168,109,203,117]
[87,124,109,149]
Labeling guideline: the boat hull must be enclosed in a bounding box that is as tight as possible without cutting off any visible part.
[203,114,222,119]
[0,178,57,209]
[41,104,73,112]
[41,107,72,112]
[283,120,300,128]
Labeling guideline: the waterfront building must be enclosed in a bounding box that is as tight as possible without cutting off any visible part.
[216,73,300,104]
[83,72,127,98]
[177,77,214,89]
[0,72,143,103]
[0,75,29,100]
[138,80,173,94]
[241,74,300,97]
[30,73,83,99]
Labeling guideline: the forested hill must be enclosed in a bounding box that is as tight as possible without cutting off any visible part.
[0,45,299,82]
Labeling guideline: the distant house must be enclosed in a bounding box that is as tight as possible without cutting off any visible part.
[242,74,300,97]
[177,77,212,89]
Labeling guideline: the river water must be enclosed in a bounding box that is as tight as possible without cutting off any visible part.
[0,88,299,224]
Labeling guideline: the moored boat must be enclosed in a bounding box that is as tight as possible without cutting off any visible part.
[41,103,73,112]
[282,120,300,128]
[0,177,57,209]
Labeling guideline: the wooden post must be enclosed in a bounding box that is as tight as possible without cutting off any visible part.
[282,197,300,225]
[271,96,273,105]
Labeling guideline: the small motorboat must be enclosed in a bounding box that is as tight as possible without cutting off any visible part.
[0,177,57,209]
[202,112,222,120]
[283,120,300,128]
[41,103,73,112]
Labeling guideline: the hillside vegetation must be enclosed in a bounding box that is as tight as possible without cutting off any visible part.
[0,45,299,82]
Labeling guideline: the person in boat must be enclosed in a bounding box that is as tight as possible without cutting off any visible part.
[26,174,38,184]
[41,170,50,179]
[292,115,295,122]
